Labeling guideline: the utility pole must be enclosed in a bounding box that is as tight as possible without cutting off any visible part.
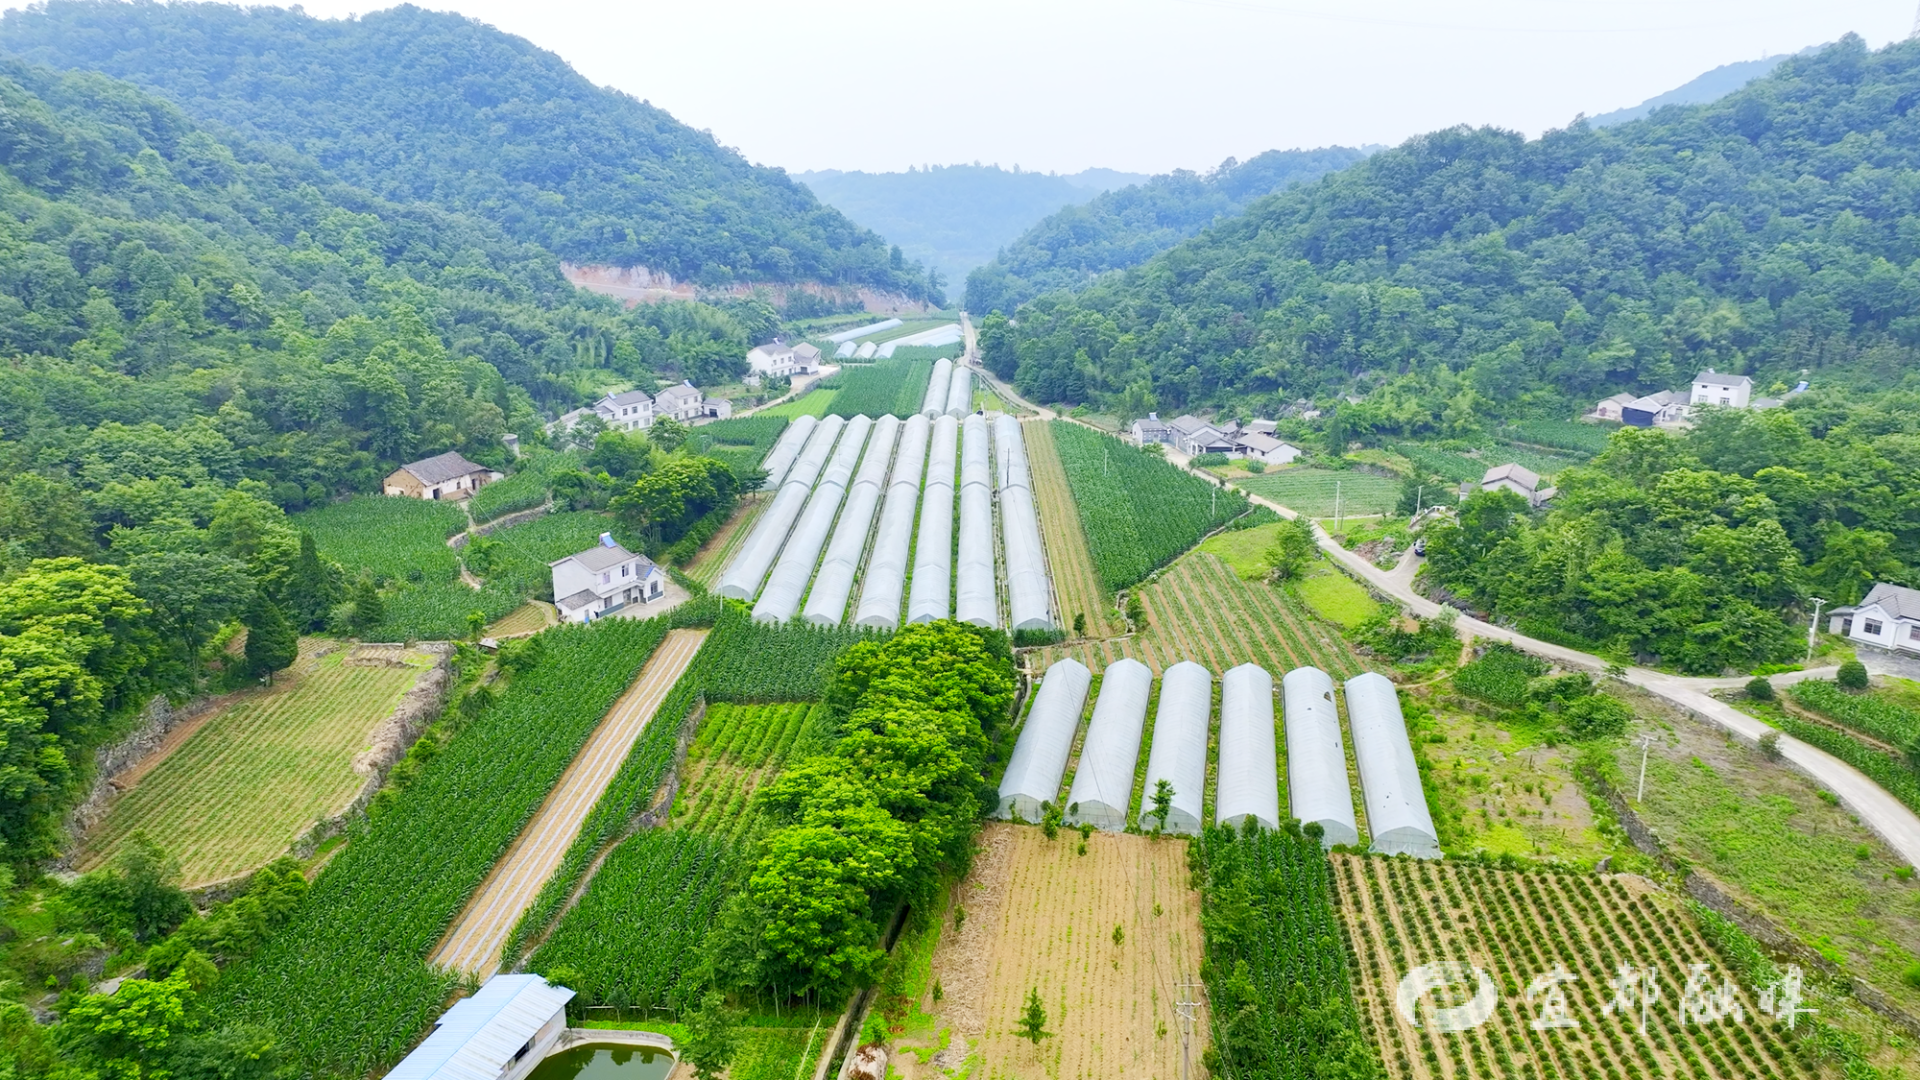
[1334,480,1344,535]
[1635,733,1656,803]
[1807,597,1827,664]
[1175,975,1203,1080]
[1415,483,1424,519]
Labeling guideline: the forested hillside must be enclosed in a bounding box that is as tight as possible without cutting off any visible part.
[0,1,936,299]
[963,146,1369,314]
[990,36,1920,427]
[799,164,1104,301]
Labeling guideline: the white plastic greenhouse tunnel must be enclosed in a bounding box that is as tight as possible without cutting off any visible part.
[756,414,817,491]
[802,415,901,626]
[1282,666,1360,848]
[854,341,878,360]
[994,415,1052,632]
[996,658,1092,821]
[1065,659,1152,831]
[954,415,997,627]
[752,415,873,623]
[1142,661,1210,835]
[717,416,844,600]
[853,414,929,630]
[921,358,953,418]
[1216,663,1280,830]
[827,318,902,343]
[1345,671,1442,859]
[944,366,973,418]
[834,341,856,359]
[907,414,958,623]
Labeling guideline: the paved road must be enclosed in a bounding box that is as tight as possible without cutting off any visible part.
[966,350,1920,868]
[432,628,709,977]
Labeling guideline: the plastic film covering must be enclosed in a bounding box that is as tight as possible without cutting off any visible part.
[921,358,953,418]
[1282,667,1359,848]
[827,318,902,343]
[1142,662,1210,834]
[717,416,844,599]
[757,415,817,491]
[803,416,900,625]
[996,658,1092,820]
[906,415,957,624]
[1065,659,1152,830]
[854,341,877,360]
[853,414,929,629]
[1346,671,1442,858]
[994,418,1051,631]
[993,414,1031,491]
[960,414,991,492]
[945,366,973,418]
[752,416,872,623]
[955,484,996,627]
[1216,663,1280,830]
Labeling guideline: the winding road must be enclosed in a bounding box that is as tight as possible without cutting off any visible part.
[960,316,1920,869]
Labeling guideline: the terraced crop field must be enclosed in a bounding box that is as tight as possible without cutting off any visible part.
[1036,550,1362,679]
[296,496,467,583]
[673,702,826,839]
[1023,420,1117,637]
[79,643,430,886]
[1334,855,1819,1080]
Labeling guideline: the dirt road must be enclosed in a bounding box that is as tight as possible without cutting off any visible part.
[432,628,708,977]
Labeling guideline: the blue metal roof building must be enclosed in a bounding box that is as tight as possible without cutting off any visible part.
[386,975,574,1080]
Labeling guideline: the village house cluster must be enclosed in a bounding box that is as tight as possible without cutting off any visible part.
[1129,412,1303,465]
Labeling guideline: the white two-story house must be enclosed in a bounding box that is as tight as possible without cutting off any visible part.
[1690,370,1753,409]
[1828,583,1920,655]
[746,339,823,379]
[549,536,667,624]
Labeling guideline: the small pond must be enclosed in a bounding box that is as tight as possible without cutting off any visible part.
[527,1043,675,1080]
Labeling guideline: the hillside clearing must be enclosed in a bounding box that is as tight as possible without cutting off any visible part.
[78,642,430,887]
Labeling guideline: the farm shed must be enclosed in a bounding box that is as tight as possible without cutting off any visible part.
[1143,661,1211,835]
[996,416,1052,632]
[945,366,973,418]
[997,658,1092,820]
[804,415,900,625]
[855,413,930,629]
[718,416,845,600]
[1216,664,1280,830]
[908,414,959,623]
[955,414,998,627]
[922,358,953,418]
[1282,666,1359,848]
[387,974,573,1080]
[753,415,872,623]
[1345,671,1442,859]
[1065,659,1152,831]
[756,415,815,490]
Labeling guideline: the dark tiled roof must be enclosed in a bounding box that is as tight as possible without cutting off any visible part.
[399,451,489,486]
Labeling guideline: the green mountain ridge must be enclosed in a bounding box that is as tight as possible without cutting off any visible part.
[989,35,1920,424]
[964,145,1371,314]
[0,0,937,300]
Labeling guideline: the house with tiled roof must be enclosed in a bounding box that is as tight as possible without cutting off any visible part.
[1828,582,1920,655]
[384,452,496,501]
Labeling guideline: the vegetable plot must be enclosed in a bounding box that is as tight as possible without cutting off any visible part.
[295,496,466,583]
[1787,680,1920,748]
[825,359,933,419]
[212,617,675,1078]
[1051,421,1248,590]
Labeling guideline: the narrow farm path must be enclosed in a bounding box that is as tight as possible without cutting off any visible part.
[431,628,708,977]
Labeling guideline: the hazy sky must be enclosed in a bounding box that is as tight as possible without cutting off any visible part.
[276,0,1912,175]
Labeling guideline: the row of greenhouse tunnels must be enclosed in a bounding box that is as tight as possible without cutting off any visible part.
[717,408,1050,632]
[997,657,1442,858]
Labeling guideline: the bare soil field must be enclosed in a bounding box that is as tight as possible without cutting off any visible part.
[431,628,707,977]
[897,823,1204,1080]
